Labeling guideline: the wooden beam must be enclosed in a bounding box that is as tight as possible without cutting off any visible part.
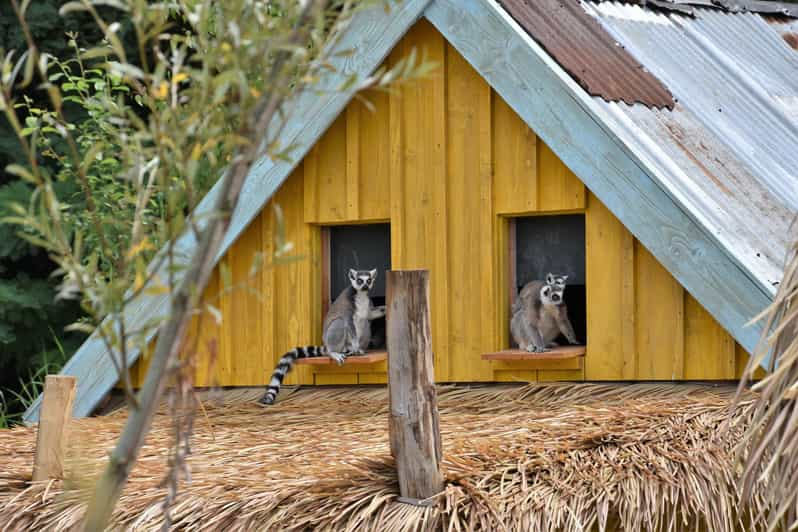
[32,375,76,481]
[386,270,444,503]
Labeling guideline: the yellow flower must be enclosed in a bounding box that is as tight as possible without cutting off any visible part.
[173,72,189,84]
[127,237,154,260]
[152,81,169,100]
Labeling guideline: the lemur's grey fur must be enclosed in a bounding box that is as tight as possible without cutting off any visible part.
[511,273,578,353]
[259,269,385,405]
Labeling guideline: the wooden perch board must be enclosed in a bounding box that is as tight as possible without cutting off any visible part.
[295,351,387,365]
[482,345,586,361]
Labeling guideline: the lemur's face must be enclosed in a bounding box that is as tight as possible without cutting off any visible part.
[540,284,565,305]
[348,268,377,291]
[541,272,568,305]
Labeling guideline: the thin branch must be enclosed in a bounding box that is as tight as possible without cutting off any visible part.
[81,4,328,527]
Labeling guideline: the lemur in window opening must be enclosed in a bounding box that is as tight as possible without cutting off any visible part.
[259,268,386,405]
[511,273,579,353]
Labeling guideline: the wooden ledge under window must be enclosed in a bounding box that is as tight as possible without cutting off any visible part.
[482,345,585,370]
[482,345,586,361]
[296,350,387,366]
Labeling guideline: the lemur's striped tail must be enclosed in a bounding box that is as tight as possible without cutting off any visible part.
[259,346,329,405]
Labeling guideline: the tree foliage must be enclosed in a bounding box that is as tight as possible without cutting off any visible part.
[0,0,139,415]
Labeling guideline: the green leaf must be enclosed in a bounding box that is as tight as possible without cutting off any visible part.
[64,322,96,334]
[59,2,90,15]
[4,164,37,184]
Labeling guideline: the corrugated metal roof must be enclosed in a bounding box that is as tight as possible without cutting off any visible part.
[497,0,674,109]
[582,1,798,290]
[594,0,798,17]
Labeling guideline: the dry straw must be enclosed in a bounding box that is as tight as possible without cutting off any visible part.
[736,235,798,531]
[0,383,766,531]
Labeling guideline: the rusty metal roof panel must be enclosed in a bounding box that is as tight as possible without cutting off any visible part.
[497,0,675,109]
[583,2,798,289]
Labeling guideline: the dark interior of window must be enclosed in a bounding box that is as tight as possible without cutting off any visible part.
[329,223,391,350]
[514,214,586,346]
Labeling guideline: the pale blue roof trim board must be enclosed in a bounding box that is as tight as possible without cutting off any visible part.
[23,0,432,423]
[28,0,787,421]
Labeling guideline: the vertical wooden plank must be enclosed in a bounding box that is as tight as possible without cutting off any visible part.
[320,227,331,318]
[357,89,391,221]
[220,216,264,385]
[585,193,635,379]
[315,373,358,385]
[537,140,586,212]
[389,20,450,381]
[387,270,444,501]
[492,92,537,215]
[346,104,360,220]
[126,342,151,389]
[494,216,512,353]
[494,369,537,382]
[217,253,235,385]
[507,219,518,322]
[259,207,275,388]
[537,368,585,382]
[736,342,767,380]
[194,269,221,387]
[303,115,348,224]
[359,373,388,384]
[635,243,685,380]
[33,375,76,481]
[306,220,323,386]
[389,47,406,270]
[621,229,637,379]
[684,294,736,379]
[303,143,319,223]
[445,42,493,382]
[273,167,315,386]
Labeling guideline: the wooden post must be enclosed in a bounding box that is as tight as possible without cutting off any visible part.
[386,270,443,504]
[32,375,76,481]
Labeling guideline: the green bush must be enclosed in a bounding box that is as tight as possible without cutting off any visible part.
[0,0,137,422]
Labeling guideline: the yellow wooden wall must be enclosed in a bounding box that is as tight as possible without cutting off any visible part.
[129,20,762,388]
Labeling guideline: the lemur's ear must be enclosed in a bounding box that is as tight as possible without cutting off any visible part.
[369,269,377,278]
[561,275,568,283]
[546,273,555,285]
[348,269,357,281]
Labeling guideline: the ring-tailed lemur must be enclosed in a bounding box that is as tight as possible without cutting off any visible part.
[511,273,578,353]
[259,268,385,405]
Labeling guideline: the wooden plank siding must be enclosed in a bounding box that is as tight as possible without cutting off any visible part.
[128,20,760,387]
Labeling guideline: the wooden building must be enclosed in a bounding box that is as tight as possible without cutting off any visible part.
[25,0,796,421]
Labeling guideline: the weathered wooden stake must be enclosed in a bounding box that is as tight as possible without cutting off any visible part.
[386,269,444,503]
[32,375,76,481]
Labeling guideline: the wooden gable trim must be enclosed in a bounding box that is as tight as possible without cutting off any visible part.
[24,0,431,423]
[424,0,771,362]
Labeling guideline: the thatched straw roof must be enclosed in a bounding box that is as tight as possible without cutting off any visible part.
[0,383,766,531]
